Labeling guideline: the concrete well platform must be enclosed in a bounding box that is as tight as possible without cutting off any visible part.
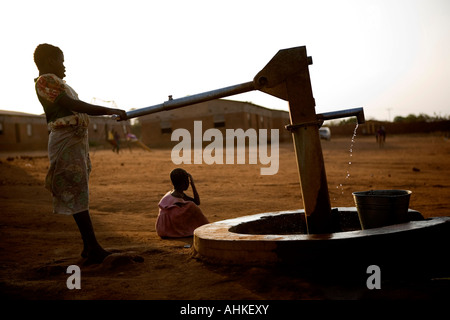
[193,208,450,276]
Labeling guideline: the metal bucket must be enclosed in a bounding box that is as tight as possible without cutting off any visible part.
[352,190,412,229]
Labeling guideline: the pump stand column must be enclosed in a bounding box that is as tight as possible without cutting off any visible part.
[253,46,333,234]
[285,72,332,234]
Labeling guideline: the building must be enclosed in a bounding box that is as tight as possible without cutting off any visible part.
[0,110,131,152]
[138,99,291,148]
[0,110,48,151]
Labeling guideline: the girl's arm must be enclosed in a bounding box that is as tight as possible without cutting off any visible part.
[58,94,127,120]
[187,173,200,205]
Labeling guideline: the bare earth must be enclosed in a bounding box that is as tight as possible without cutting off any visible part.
[1,133,449,300]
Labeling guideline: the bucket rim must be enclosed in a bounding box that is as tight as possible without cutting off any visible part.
[352,189,412,197]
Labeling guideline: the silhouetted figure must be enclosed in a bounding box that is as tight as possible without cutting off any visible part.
[156,168,209,238]
[34,43,127,264]
[376,126,386,148]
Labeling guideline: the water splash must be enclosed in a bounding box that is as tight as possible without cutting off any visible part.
[345,123,359,180]
[334,123,359,199]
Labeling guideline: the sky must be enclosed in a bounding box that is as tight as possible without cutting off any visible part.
[1,0,449,121]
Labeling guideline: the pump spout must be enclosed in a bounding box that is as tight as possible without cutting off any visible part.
[317,107,365,125]
[285,107,365,132]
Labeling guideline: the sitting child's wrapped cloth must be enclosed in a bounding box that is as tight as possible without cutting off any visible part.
[156,192,209,238]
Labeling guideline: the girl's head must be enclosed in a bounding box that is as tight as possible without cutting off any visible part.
[170,168,189,191]
[33,43,65,79]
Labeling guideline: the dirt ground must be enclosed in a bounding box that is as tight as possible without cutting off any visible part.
[1,132,449,301]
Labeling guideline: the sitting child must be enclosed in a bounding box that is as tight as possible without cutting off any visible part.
[156,168,209,238]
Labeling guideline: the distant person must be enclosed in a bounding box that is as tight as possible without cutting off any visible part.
[109,129,121,153]
[107,129,117,151]
[156,168,209,238]
[33,43,127,264]
[376,126,386,148]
